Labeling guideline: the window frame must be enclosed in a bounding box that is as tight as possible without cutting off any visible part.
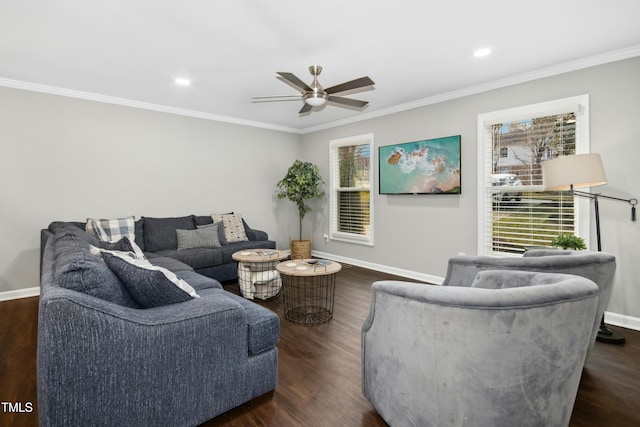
[329,133,375,246]
[477,95,591,256]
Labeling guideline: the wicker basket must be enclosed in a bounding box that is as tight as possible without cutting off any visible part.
[290,239,312,260]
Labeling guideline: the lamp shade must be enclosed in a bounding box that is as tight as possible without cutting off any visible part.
[542,153,608,191]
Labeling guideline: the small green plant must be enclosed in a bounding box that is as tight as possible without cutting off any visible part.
[551,234,587,250]
[276,160,325,240]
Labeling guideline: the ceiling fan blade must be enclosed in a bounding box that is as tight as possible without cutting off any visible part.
[277,72,312,92]
[251,95,302,103]
[298,103,313,114]
[325,76,375,94]
[327,96,369,109]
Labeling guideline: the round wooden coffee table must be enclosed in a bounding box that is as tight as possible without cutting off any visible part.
[276,259,342,325]
[232,249,288,300]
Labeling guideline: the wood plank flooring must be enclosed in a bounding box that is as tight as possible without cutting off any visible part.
[1,264,639,426]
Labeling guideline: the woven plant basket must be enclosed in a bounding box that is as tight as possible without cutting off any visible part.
[290,239,312,260]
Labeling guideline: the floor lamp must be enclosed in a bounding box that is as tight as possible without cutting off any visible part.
[542,153,637,344]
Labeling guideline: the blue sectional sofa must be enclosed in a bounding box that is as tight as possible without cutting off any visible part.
[41,214,277,282]
[38,217,280,426]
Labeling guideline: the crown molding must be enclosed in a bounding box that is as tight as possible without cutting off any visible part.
[299,44,640,134]
[1,45,638,135]
[0,78,301,134]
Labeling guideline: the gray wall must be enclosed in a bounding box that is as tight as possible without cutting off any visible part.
[301,56,640,320]
[0,86,301,293]
[1,57,638,323]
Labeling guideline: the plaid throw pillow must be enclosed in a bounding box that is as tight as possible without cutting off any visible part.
[86,216,136,243]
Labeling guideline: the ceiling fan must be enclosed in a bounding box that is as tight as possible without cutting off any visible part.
[252,65,375,114]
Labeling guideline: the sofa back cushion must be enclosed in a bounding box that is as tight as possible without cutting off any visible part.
[134,218,145,251]
[53,232,139,308]
[142,215,196,252]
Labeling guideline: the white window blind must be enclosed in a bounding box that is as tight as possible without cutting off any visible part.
[329,134,374,245]
[478,96,589,255]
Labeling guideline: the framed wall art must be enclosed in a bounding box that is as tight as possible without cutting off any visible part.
[379,135,461,195]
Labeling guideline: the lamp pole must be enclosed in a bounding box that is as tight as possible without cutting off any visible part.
[571,185,637,344]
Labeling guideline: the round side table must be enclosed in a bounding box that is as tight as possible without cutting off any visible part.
[232,249,288,300]
[276,259,342,325]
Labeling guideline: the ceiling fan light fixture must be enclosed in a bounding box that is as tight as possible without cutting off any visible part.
[304,93,327,107]
[256,65,375,114]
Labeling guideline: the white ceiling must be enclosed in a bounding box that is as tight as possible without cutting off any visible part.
[1,1,640,132]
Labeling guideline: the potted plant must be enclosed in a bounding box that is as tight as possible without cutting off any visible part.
[276,160,325,259]
[551,234,587,250]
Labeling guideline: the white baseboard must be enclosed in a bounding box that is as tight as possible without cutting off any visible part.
[311,250,444,285]
[312,250,640,332]
[4,257,639,333]
[0,287,40,302]
[604,311,640,332]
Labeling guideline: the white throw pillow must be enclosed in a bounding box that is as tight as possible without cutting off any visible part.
[211,213,248,243]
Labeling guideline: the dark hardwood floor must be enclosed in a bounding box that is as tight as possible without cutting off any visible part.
[1,265,639,427]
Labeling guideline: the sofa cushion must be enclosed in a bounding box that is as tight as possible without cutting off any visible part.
[152,248,223,270]
[195,215,214,227]
[102,251,199,308]
[50,222,100,245]
[53,233,139,308]
[221,290,280,355]
[49,221,90,236]
[134,218,145,251]
[145,254,195,273]
[176,270,224,291]
[143,215,196,252]
[212,213,248,243]
[86,216,136,243]
[177,225,221,250]
[220,241,272,263]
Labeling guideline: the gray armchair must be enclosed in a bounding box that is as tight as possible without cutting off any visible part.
[362,270,599,427]
[441,249,616,351]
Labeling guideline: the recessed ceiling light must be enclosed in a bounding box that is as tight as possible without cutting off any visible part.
[175,78,191,86]
[473,48,492,57]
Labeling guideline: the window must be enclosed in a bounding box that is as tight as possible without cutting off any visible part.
[477,95,590,255]
[329,134,374,245]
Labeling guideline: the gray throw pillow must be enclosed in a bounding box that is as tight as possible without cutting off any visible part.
[176,225,221,250]
[102,252,199,308]
[142,215,196,252]
[196,222,228,245]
